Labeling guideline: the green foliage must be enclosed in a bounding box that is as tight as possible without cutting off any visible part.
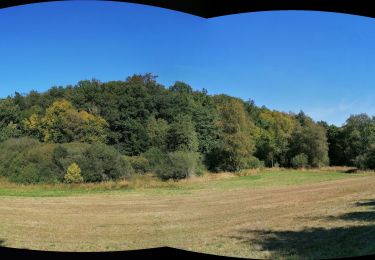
[291,153,309,168]
[166,114,199,152]
[255,109,296,167]
[6,73,375,175]
[340,114,375,169]
[125,156,150,174]
[79,143,133,182]
[169,81,193,94]
[64,163,83,184]
[52,143,89,174]
[0,138,60,184]
[0,98,21,129]
[325,124,346,166]
[0,138,133,184]
[0,99,22,142]
[360,144,375,169]
[288,113,329,168]
[143,147,168,170]
[0,122,22,142]
[155,151,201,180]
[206,96,256,172]
[146,116,169,150]
[246,156,265,169]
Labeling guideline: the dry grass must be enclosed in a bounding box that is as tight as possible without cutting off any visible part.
[0,171,235,192]
[0,169,375,259]
[0,172,238,198]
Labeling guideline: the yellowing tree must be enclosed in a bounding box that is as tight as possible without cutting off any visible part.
[78,111,109,143]
[23,99,108,143]
[64,163,83,183]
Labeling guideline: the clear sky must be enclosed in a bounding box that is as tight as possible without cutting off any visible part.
[1,1,375,126]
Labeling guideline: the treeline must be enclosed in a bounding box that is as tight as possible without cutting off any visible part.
[0,74,372,183]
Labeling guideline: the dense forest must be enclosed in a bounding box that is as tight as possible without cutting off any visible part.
[0,73,373,184]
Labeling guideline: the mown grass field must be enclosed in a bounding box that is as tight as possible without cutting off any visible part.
[1,169,375,259]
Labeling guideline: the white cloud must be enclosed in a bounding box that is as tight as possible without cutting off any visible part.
[305,97,375,126]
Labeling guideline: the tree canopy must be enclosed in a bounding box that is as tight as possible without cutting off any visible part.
[1,73,374,184]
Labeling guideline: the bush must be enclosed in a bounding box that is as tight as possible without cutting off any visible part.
[156,151,200,180]
[79,143,133,182]
[52,143,89,175]
[195,161,206,176]
[8,163,39,184]
[0,123,22,142]
[143,147,167,170]
[0,138,61,183]
[291,153,308,168]
[64,163,83,183]
[246,156,265,169]
[125,156,150,174]
[204,146,227,172]
[0,138,133,184]
[354,154,367,170]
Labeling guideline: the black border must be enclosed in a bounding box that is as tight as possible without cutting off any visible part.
[0,246,248,259]
[0,0,375,19]
[0,0,374,259]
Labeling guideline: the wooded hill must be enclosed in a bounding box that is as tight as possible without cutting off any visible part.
[0,74,373,183]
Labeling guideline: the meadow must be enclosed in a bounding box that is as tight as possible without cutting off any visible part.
[1,168,375,259]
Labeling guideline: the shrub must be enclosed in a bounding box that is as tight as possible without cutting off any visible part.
[64,163,84,183]
[0,122,22,142]
[291,153,308,168]
[52,143,88,175]
[8,163,40,184]
[353,154,366,170]
[0,138,132,184]
[195,161,206,176]
[125,156,150,174]
[246,156,265,169]
[143,147,167,170]
[0,138,60,183]
[156,151,200,180]
[53,145,69,168]
[204,146,227,172]
[54,143,133,183]
[79,143,133,182]
[0,137,39,153]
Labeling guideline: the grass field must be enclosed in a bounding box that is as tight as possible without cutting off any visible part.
[1,169,375,259]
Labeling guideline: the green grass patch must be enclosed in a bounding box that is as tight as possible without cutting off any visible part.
[0,169,368,197]
[178,170,363,191]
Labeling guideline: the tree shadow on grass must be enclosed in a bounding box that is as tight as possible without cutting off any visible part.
[327,211,375,222]
[325,199,375,222]
[344,168,360,174]
[230,198,375,259]
[231,225,375,259]
[0,239,5,246]
[355,199,375,208]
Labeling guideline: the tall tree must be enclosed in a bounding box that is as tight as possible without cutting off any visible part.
[0,98,22,142]
[255,109,296,167]
[341,114,375,168]
[319,123,346,166]
[146,116,169,151]
[166,114,199,152]
[288,113,329,167]
[207,95,256,172]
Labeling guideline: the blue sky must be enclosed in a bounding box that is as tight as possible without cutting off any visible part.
[1,1,375,126]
